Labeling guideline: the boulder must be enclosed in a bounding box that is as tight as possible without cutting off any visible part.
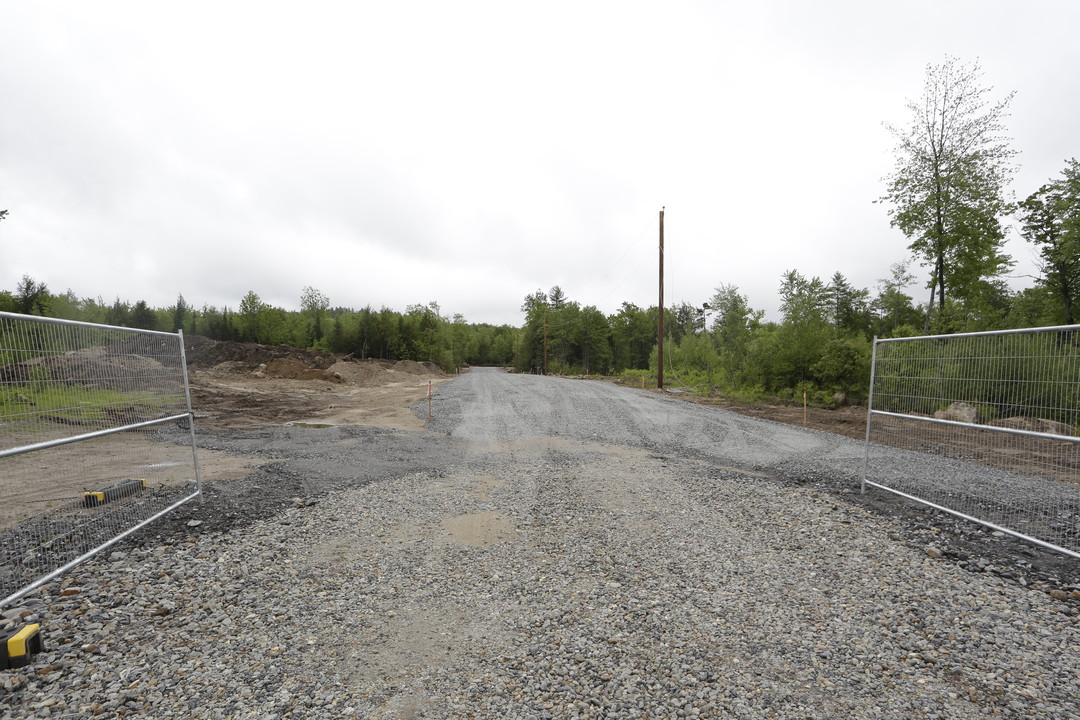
[933,401,977,424]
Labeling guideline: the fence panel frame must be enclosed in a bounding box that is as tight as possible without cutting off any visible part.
[862,324,1080,560]
[0,312,202,606]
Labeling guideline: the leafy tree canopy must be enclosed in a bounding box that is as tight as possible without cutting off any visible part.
[1018,158,1080,324]
[881,56,1017,329]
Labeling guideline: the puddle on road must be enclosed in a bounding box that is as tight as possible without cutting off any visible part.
[442,511,514,548]
[286,422,338,429]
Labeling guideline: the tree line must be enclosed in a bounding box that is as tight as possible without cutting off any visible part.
[0,283,519,370]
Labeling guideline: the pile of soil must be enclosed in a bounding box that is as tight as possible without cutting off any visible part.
[0,346,167,387]
[989,416,1076,436]
[393,359,446,376]
[259,358,343,383]
[183,338,336,370]
[327,359,396,387]
[183,336,449,388]
[106,336,184,366]
[182,338,452,429]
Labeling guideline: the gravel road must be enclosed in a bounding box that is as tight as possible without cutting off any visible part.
[3,369,1079,719]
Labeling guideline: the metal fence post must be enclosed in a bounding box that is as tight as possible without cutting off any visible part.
[178,329,204,503]
[861,335,878,495]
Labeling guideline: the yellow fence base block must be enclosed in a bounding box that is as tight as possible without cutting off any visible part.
[1,623,44,669]
[83,491,106,506]
[83,477,147,508]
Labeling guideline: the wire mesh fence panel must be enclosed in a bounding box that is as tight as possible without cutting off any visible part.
[864,325,1080,557]
[0,312,201,605]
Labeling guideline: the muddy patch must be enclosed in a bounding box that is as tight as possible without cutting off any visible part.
[442,511,515,548]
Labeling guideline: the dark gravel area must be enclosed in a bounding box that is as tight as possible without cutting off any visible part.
[127,425,460,543]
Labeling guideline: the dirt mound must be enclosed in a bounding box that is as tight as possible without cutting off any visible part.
[393,360,447,376]
[183,336,447,386]
[106,336,184,367]
[183,337,336,370]
[328,359,393,387]
[209,360,255,374]
[0,346,167,387]
[987,416,1075,437]
[182,334,219,363]
[261,358,343,383]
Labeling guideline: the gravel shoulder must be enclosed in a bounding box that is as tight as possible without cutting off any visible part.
[3,369,1079,719]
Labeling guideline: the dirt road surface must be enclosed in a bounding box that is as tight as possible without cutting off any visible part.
[5,367,1080,718]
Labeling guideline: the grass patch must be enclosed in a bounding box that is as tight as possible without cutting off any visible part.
[0,383,174,425]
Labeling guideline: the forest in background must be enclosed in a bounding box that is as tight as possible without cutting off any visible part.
[0,246,1075,409]
[0,283,520,372]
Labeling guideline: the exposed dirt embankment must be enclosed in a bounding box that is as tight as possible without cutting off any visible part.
[183,336,338,370]
[183,337,449,431]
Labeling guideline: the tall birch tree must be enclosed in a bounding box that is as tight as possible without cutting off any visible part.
[880,57,1017,329]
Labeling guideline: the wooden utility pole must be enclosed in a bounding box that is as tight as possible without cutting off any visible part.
[657,206,665,390]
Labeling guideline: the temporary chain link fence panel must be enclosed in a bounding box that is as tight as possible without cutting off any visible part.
[0,312,202,606]
[862,325,1080,558]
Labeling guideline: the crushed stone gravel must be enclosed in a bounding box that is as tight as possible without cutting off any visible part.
[2,369,1079,719]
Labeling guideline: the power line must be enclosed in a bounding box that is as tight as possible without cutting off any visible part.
[537,209,660,322]
[593,212,658,292]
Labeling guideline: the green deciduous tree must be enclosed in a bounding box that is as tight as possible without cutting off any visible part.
[812,338,870,396]
[238,290,265,342]
[546,301,580,372]
[47,290,105,324]
[300,286,330,344]
[666,332,722,389]
[708,284,761,388]
[669,301,707,343]
[779,270,828,324]
[1005,285,1061,328]
[773,270,832,390]
[609,302,654,373]
[576,305,612,374]
[1018,158,1080,324]
[881,56,1017,330]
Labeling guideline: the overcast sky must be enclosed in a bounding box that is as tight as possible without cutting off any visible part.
[2,1,1078,327]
